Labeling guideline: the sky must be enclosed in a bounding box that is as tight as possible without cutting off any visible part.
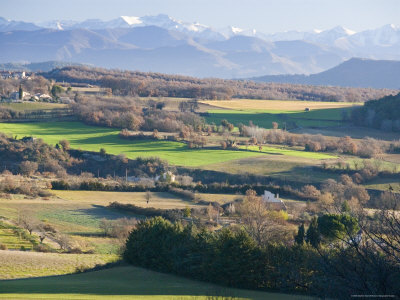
[1,0,399,33]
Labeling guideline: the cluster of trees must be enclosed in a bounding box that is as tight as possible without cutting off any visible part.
[42,66,396,102]
[320,158,400,185]
[72,96,144,130]
[241,126,396,158]
[72,95,205,133]
[352,92,400,131]
[122,181,397,298]
[119,129,164,141]
[0,172,52,197]
[0,134,73,176]
[108,201,190,222]
[0,134,171,180]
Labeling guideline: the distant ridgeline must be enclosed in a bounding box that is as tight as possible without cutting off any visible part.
[351,92,400,131]
[250,58,400,90]
[0,61,87,72]
[40,66,397,102]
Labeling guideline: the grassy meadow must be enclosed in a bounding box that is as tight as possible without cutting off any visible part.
[199,155,340,183]
[0,121,265,167]
[0,102,67,111]
[0,264,312,300]
[0,190,212,254]
[0,121,335,167]
[0,250,118,279]
[205,108,350,129]
[201,99,361,129]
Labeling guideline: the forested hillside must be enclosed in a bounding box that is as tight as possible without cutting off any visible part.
[42,66,397,102]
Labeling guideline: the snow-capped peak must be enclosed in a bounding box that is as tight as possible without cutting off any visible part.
[231,26,243,34]
[328,26,356,36]
[120,16,142,26]
[56,22,63,30]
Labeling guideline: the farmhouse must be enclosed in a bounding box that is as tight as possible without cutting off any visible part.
[34,93,52,100]
[262,190,287,210]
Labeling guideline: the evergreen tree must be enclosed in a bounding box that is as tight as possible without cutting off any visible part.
[306,217,321,248]
[18,85,23,100]
[295,223,305,245]
[341,200,351,213]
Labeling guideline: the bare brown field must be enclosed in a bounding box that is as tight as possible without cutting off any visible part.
[201,99,361,111]
[52,190,203,209]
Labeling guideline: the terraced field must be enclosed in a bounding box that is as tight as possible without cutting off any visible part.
[0,228,33,250]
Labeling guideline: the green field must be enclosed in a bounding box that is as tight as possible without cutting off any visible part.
[0,250,118,279]
[0,122,332,167]
[205,108,351,130]
[0,263,312,299]
[0,121,265,167]
[202,99,359,129]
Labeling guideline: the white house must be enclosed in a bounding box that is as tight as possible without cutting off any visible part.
[35,93,52,100]
[262,190,287,210]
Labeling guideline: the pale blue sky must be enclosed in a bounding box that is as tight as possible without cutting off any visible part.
[1,0,399,33]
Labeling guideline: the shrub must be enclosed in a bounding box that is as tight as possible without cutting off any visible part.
[51,180,70,190]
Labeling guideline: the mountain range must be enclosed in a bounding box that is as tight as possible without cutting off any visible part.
[0,15,399,79]
[250,58,400,89]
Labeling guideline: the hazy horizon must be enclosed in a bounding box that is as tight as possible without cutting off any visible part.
[1,0,399,33]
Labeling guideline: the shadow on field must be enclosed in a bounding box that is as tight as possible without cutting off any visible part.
[267,165,341,184]
[0,265,305,299]
[77,205,136,221]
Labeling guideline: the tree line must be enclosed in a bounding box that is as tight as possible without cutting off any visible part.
[124,211,399,298]
[241,125,400,158]
[352,92,400,132]
[72,95,205,132]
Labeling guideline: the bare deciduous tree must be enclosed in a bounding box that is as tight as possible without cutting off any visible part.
[18,212,37,235]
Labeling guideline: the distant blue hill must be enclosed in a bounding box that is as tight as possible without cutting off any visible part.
[249,58,400,90]
[0,61,87,72]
